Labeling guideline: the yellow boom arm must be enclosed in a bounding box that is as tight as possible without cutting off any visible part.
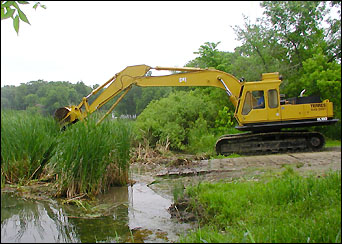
[55,64,244,127]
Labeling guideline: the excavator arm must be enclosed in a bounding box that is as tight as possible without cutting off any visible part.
[55,64,243,127]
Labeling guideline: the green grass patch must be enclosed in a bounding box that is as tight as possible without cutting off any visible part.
[212,153,241,159]
[325,139,341,147]
[52,117,132,198]
[178,169,341,243]
[1,110,59,185]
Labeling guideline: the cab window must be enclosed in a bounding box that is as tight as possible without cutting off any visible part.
[252,90,265,109]
[268,89,278,108]
[242,90,265,115]
[242,92,252,115]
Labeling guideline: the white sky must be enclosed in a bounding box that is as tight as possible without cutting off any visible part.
[1,1,264,87]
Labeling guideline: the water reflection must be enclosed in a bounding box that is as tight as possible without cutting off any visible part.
[1,193,78,242]
[66,186,131,242]
[128,183,183,242]
[1,183,191,243]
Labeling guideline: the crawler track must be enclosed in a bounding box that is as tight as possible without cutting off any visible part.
[215,131,325,155]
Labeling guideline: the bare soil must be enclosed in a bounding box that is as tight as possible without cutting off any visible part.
[131,147,341,183]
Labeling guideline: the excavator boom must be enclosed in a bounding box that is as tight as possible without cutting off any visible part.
[55,65,243,127]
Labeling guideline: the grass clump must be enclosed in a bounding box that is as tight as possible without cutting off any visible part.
[178,169,341,243]
[52,117,132,198]
[1,110,59,185]
[325,139,341,147]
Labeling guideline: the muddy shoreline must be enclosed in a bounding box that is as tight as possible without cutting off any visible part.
[131,147,341,183]
[2,147,340,201]
[130,147,341,223]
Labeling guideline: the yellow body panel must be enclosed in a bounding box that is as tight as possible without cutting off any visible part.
[281,100,334,121]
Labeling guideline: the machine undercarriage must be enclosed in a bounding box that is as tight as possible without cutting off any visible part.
[215,130,326,155]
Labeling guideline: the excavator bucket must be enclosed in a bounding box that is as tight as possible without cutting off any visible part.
[54,107,71,124]
[54,106,83,128]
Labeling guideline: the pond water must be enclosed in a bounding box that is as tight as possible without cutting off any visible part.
[1,182,192,243]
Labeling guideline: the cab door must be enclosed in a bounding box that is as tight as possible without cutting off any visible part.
[240,90,268,124]
[266,89,281,122]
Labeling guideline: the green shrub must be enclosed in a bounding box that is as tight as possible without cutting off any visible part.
[134,90,224,151]
[214,106,236,135]
[187,114,217,154]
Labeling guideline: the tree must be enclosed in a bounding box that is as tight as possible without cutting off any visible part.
[298,50,341,140]
[324,1,341,62]
[232,15,286,78]
[186,42,235,73]
[261,1,326,67]
[0,80,96,115]
[1,85,17,109]
[1,1,46,34]
[232,1,340,97]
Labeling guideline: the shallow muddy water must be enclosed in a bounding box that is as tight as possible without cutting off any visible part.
[1,182,192,243]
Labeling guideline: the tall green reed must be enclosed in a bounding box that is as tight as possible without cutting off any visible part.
[52,116,132,198]
[1,110,59,185]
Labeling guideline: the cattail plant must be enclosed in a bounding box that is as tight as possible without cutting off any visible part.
[1,110,59,185]
[52,116,132,198]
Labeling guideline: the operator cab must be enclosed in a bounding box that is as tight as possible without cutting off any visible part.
[234,72,337,132]
[235,73,282,129]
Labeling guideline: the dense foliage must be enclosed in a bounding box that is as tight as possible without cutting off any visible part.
[134,88,238,153]
[1,80,93,115]
[135,90,214,151]
[0,79,173,118]
[1,110,59,184]
[1,110,133,198]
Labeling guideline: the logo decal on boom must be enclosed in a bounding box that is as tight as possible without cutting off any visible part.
[179,77,187,83]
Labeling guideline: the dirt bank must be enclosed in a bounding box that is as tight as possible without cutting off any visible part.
[130,147,341,202]
[132,147,340,179]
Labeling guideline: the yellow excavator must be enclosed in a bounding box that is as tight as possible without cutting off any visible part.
[54,64,338,155]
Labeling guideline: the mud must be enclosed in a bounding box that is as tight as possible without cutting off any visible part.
[131,147,341,183]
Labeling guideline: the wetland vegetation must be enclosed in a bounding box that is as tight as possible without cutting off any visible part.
[1,110,132,198]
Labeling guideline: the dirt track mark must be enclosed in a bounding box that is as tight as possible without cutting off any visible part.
[156,148,341,177]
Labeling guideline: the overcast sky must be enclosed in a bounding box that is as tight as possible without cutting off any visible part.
[1,1,264,87]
